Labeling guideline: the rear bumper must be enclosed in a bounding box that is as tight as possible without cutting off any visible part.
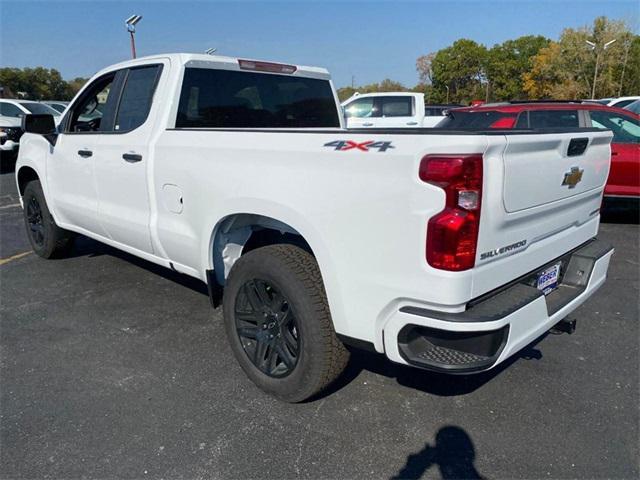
[383,238,614,373]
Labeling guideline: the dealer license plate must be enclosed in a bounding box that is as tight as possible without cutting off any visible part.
[536,263,561,295]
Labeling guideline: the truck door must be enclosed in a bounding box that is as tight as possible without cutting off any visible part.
[375,96,417,128]
[343,96,380,128]
[94,63,164,254]
[46,71,119,236]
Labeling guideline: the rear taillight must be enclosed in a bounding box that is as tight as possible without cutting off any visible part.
[420,154,483,271]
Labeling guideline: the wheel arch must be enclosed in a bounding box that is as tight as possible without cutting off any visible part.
[17,165,40,196]
[208,212,317,286]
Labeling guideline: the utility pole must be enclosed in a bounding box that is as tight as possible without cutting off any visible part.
[125,15,143,59]
[586,39,616,99]
[351,75,355,89]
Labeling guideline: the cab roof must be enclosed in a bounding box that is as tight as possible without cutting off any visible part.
[95,53,332,80]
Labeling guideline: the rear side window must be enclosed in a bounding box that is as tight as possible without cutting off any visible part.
[437,110,516,129]
[381,97,413,117]
[176,68,339,128]
[528,110,579,128]
[590,110,640,144]
[115,65,161,132]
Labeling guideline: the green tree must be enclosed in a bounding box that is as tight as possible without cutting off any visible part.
[486,35,551,100]
[430,39,488,104]
[336,78,408,102]
[523,16,635,99]
[0,67,87,100]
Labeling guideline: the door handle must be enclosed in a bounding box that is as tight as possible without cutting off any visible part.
[362,122,374,127]
[611,151,619,156]
[122,153,142,163]
[406,121,418,126]
[77,149,93,158]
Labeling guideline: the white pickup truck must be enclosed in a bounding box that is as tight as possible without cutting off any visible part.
[16,54,614,402]
[342,92,457,128]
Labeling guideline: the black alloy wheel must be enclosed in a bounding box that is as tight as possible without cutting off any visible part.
[26,195,45,247]
[234,279,300,378]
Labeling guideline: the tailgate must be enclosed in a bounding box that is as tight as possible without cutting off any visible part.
[503,133,611,212]
[472,129,613,298]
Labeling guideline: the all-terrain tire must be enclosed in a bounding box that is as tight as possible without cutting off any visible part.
[22,180,74,258]
[223,244,350,402]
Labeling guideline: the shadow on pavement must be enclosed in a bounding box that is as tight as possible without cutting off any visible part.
[390,425,486,480]
[317,341,543,400]
[65,235,548,399]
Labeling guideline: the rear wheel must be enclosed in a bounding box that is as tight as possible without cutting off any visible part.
[22,180,74,258]
[223,244,349,402]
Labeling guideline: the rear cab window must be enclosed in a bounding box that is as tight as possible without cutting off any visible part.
[176,68,340,128]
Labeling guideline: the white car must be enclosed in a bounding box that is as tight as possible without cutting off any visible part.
[342,92,458,128]
[16,53,614,402]
[42,101,69,114]
[0,99,61,119]
[624,99,640,114]
[0,116,22,160]
[594,96,640,109]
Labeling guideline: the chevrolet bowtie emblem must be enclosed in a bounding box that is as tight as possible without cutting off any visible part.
[562,166,584,189]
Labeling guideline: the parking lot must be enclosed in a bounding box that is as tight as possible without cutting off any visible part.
[0,169,638,479]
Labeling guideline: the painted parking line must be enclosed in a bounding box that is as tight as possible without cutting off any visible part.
[0,251,32,266]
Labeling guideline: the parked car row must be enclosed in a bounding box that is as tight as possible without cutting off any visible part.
[0,99,65,162]
[340,93,639,206]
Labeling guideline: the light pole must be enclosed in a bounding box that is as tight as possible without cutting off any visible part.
[125,15,143,59]
[586,38,616,99]
[445,85,450,104]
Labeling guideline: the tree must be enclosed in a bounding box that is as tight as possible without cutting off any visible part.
[336,78,408,102]
[523,16,635,99]
[486,35,551,100]
[430,39,488,104]
[0,67,87,100]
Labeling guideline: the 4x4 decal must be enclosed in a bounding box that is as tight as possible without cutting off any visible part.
[324,140,395,152]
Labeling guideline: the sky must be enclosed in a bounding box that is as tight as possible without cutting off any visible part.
[1,0,638,87]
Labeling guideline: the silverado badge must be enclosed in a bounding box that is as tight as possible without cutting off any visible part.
[562,166,584,189]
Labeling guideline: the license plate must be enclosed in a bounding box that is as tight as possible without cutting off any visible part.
[537,263,561,295]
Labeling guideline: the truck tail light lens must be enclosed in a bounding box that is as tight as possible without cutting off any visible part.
[238,59,297,74]
[420,154,483,271]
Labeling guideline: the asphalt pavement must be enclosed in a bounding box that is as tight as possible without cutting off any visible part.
[1,169,638,479]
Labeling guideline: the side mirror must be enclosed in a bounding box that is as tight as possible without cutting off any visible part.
[21,114,57,146]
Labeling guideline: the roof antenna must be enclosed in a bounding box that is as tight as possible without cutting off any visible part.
[205,48,217,55]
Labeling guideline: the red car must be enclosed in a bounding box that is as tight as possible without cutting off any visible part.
[438,102,640,203]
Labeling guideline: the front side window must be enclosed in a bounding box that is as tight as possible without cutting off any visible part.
[114,66,161,132]
[590,110,640,144]
[0,102,24,117]
[344,98,377,118]
[528,110,579,128]
[176,68,340,128]
[67,73,116,132]
[381,97,412,117]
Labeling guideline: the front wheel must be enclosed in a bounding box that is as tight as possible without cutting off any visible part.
[223,244,349,402]
[22,180,74,258]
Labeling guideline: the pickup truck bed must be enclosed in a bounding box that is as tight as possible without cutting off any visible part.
[15,53,614,401]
